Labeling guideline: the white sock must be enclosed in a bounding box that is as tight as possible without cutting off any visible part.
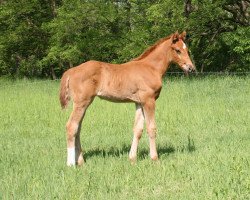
[67,147,75,166]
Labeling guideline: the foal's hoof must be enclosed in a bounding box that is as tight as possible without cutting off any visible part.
[151,155,159,161]
[129,157,137,165]
[77,155,85,166]
[77,160,84,166]
[67,162,76,167]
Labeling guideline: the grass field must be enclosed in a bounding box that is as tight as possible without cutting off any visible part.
[0,76,249,199]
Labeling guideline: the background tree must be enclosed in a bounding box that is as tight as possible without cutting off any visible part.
[0,0,249,78]
[0,0,59,77]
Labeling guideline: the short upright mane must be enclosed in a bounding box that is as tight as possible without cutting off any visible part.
[133,35,172,61]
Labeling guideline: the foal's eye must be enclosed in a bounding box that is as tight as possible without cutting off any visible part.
[175,49,181,54]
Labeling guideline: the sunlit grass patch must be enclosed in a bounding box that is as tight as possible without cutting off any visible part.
[0,76,249,199]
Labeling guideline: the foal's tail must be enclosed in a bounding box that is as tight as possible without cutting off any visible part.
[59,72,70,109]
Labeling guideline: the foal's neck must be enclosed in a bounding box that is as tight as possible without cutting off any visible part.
[140,40,172,77]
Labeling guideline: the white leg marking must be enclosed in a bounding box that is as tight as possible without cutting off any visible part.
[129,105,144,161]
[129,136,139,160]
[67,147,75,166]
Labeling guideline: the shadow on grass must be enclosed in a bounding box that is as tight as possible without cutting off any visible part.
[83,144,131,160]
[83,136,195,161]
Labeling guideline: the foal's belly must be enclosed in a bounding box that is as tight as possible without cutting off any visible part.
[97,90,140,103]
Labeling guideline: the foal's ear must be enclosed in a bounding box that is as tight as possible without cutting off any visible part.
[172,31,179,44]
[180,31,187,41]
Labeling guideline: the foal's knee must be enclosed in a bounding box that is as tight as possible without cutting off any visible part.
[133,127,143,139]
[147,126,157,139]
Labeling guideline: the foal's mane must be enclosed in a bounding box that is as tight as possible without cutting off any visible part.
[133,34,172,61]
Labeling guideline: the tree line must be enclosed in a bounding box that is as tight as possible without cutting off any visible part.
[0,0,249,78]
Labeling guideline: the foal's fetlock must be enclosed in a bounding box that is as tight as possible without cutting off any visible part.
[77,153,84,166]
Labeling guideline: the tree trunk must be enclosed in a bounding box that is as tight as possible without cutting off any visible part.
[50,0,57,80]
[51,66,57,80]
[69,61,73,68]
[200,63,204,73]
[184,0,192,18]
[124,0,132,31]
[51,0,57,17]
[14,55,21,77]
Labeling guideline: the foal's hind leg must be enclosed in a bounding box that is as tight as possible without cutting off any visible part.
[129,103,144,162]
[66,100,92,166]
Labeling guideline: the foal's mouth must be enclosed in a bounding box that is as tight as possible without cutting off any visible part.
[182,64,196,73]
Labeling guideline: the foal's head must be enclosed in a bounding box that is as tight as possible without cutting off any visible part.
[169,31,195,73]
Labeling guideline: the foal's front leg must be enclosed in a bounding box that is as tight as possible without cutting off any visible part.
[129,103,144,162]
[143,99,158,161]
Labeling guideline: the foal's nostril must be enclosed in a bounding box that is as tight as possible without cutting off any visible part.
[187,65,195,73]
[188,66,193,72]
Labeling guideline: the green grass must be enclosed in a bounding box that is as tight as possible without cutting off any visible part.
[0,76,249,199]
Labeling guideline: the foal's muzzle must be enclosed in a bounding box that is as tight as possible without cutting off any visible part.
[183,64,196,73]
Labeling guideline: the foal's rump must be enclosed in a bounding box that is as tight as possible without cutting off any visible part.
[59,61,102,108]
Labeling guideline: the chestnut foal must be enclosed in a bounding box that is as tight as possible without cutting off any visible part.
[60,31,195,166]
